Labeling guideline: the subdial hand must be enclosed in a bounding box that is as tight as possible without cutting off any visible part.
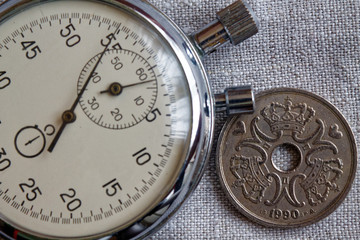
[100,82,123,96]
[25,135,40,146]
[100,79,156,96]
[48,26,120,153]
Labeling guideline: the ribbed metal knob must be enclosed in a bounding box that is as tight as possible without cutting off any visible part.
[215,85,255,115]
[216,0,258,45]
[191,0,259,55]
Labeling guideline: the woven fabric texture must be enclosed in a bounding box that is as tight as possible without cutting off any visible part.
[148,0,360,239]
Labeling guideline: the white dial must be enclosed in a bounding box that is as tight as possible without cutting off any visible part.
[0,0,192,238]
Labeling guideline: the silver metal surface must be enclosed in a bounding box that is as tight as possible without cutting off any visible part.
[216,88,357,227]
[0,0,214,239]
[215,85,254,115]
[191,0,258,55]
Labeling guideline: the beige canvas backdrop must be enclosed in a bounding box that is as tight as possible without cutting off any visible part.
[148,0,360,239]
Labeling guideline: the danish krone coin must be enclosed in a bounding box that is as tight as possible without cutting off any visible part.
[216,88,357,227]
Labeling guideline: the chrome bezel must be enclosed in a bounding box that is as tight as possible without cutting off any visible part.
[0,0,214,239]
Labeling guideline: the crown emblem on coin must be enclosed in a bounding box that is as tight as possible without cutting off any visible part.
[260,97,315,134]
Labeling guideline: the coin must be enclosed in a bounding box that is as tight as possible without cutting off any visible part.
[216,88,357,227]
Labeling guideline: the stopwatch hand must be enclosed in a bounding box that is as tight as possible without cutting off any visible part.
[99,79,156,96]
[47,26,120,152]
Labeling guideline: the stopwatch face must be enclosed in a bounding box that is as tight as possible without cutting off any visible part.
[0,0,211,239]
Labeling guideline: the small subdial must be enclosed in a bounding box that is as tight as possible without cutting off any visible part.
[78,49,158,129]
[15,125,46,158]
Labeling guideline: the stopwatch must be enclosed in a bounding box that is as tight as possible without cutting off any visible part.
[0,0,257,239]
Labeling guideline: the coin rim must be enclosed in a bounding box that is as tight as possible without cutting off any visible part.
[216,87,358,228]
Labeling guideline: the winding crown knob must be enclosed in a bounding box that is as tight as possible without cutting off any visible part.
[216,0,258,45]
[192,0,259,55]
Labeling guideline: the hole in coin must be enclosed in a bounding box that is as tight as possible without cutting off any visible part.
[271,143,301,172]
